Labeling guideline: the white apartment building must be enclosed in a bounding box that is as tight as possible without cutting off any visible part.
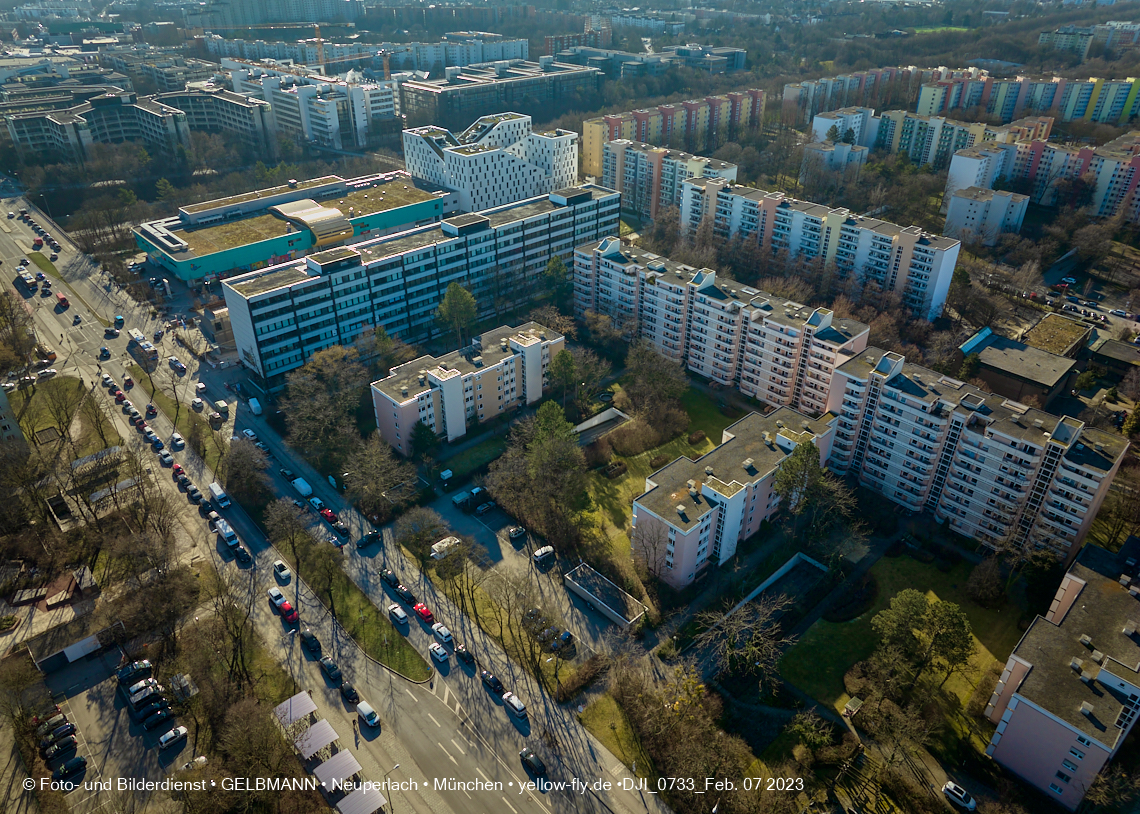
[225,59,400,151]
[944,187,1028,245]
[223,185,619,387]
[372,321,562,454]
[801,140,868,183]
[601,139,737,222]
[826,347,1126,559]
[632,408,835,588]
[810,106,879,147]
[402,112,578,212]
[681,177,961,320]
[0,388,26,451]
[573,238,869,416]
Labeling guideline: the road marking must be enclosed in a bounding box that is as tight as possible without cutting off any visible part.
[442,684,450,706]
[500,796,519,813]
[404,687,417,702]
[450,738,466,755]
[476,767,491,783]
[427,712,441,728]
[438,742,458,766]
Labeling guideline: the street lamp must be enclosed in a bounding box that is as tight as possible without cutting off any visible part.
[384,763,400,811]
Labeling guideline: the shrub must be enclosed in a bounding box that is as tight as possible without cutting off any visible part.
[688,430,706,445]
[650,403,689,440]
[649,454,672,469]
[609,420,661,456]
[556,654,607,702]
[0,615,16,631]
[584,439,613,468]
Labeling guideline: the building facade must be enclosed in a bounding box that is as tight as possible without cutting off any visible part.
[403,112,578,212]
[372,322,562,454]
[783,66,966,126]
[681,178,961,320]
[801,141,868,184]
[632,409,834,588]
[944,187,1028,245]
[826,347,1125,558]
[223,185,619,386]
[573,239,869,416]
[917,73,1140,125]
[602,139,736,221]
[581,89,765,177]
[984,540,1140,810]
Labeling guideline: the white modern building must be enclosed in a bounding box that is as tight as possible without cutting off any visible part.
[222,185,619,387]
[826,347,1126,559]
[810,106,879,147]
[602,139,736,222]
[632,408,834,588]
[801,140,868,183]
[372,321,563,454]
[402,112,578,212]
[573,239,870,416]
[681,177,961,320]
[944,187,1028,245]
[225,59,400,151]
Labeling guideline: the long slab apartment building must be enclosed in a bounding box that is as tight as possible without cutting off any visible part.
[222,185,619,388]
[681,177,961,320]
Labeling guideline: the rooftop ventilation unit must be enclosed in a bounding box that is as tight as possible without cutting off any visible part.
[1122,575,1133,587]
[686,479,696,488]
[1092,650,1105,664]
[704,466,714,476]
[1071,657,1085,672]
[676,504,686,516]
[1081,634,1094,648]
[1125,621,1138,636]
[742,458,754,469]
[400,386,408,396]
[1081,701,1095,717]
[689,487,698,497]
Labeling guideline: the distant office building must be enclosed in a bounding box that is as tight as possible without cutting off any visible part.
[135,172,450,283]
[398,57,602,131]
[602,139,736,221]
[222,185,619,386]
[581,89,764,176]
[372,322,563,454]
[557,43,744,78]
[801,141,867,184]
[610,14,687,34]
[225,59,400,151]
[98,48,213,92]
[660,44,746,73]
[403,112,577,212]
[185,0,364,28]
[544,29,610,56]
[572,239,869,415]
[944,187,1027,245]
[681,177,961,320]
[632,409,834,588]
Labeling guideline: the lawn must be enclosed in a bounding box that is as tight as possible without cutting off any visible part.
[912,25,968,32]
[27,252,110,326]
[440,436,508,482]
[586,388,738,556]
[780,555,1022,757]
[577,694,654,776]
[9,376,118,456]
[129,364,225,473]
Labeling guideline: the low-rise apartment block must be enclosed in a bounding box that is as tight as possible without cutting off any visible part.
[398,57,603,131]
[632,408,835,588]
[958,327,1076,407]
[944,187,1028,245]
[984,538,1140,810]
[681,178,961,320]
[223,185,618,387]
[98,49,214,92]
[403,112,578,212]
[602,139,736,221]
[573,239,869,416]
[581,89,765,176]
[826,347,1126,558]
[801,141,868,184]
[372,322,563,454]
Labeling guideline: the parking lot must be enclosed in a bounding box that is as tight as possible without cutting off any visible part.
[427,490,616,654]
[44,650,186,814]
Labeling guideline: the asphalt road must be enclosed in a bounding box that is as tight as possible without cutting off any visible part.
[11,197,671,814]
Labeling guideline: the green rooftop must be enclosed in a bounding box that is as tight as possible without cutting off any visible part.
[229,265,312,298]
[181,176,342,214]
[176,212,295,257]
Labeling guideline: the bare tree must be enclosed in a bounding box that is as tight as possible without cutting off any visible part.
[265,498,312,572]
[694,594,796,693]
[221,438,270,505]
[631,517,670,580]
[393,506,449,564]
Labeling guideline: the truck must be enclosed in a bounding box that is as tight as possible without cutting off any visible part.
[214,518,239,548]
[291,477,313,497]
[208,482,231,508]
[248,398,262,416]
[451,490,473,509]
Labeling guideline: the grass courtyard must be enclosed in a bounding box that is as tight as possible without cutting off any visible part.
[9,375,118,457]
[780,555,1024,759]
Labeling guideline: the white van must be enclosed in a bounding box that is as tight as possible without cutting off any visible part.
[502,692,527,719]
[215,518,239,547]
[356,702,380,727]
[532,545,555,566]
[431,536,459,560]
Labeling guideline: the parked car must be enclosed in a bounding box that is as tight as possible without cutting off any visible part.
[413,603,434,623]
[519,746,547,776]
[299,629,321,654]
[389,604,408,624]
[508,526,527,541]
[52,756,87,781]
[480,671,505,695]
[277,601,298,623]
[395,584,415,604]
[319,507,338,523]
[475,501,496,516]
[455,643,474,664]
[380,568,399,587]
[142,707,176,731]
[941,781,977,811]
[159,726,188,749]
[432,623,453,645]
[43,735,77,761]
[318,656,342,683]
[273,560,291,582]
[429,643,449,663]
[117,660,152,685]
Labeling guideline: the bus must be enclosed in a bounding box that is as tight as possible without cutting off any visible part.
[55,291,68,308]
[127,328,145,344]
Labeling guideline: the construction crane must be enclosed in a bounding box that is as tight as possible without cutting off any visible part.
[313,24,325,70]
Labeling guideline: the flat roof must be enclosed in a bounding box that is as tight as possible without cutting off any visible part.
[1093,338,1140,366]
[1021,313,1092,356]
[973,334,1076,387]
[637,408,834,532]
[228,265,313,298]
[181,176,341,214]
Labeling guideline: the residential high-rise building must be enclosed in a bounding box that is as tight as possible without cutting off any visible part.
[943,187,1028,245]
[826,347,1125,557]
[801,141,868,184]
[984,538,1140,811]
[631,409,835,588]
[398,57,603,131]
[185,0,364,28]
[917,73,1140,124]
[223,185,619,387]
[372,321,563,454]
[601,139,736,221]
[403,112,578,212]
[581,89,764,176]
[872,111,1052,169]
[681,178,961,320]
[0,388,27,453]
[782,66,963,126]
[572,239,869,416]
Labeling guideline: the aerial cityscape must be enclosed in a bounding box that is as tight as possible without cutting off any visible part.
[4,1,1140,814]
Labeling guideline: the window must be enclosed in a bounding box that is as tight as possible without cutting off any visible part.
[1049,784,1064,795]
[1078,736,1094,747]
[1062,759,1078,772]
[1069,748,1085,760]
[1055,771,1071,784]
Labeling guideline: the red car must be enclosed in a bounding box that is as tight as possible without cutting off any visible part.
[135,420,147,432]
[319,507,338,523]
[145,404,157,416]
[115,392,126,403]
[413,603,434,623]
[123,376,133,388]
[278,601,299,624]
[172,464,184,477]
